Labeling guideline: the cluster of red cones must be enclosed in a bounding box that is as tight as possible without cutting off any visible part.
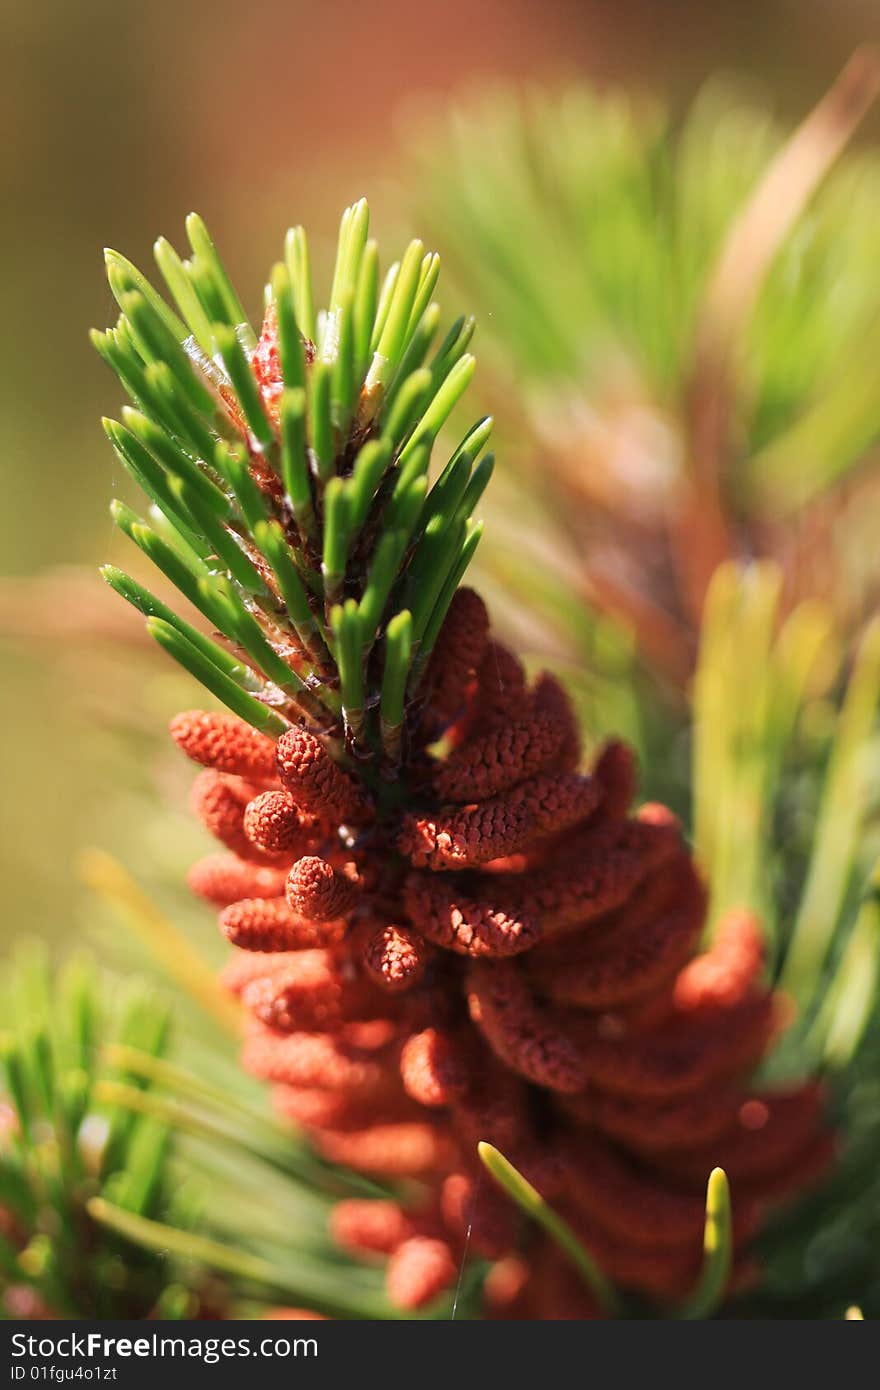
[176,590,832,1318]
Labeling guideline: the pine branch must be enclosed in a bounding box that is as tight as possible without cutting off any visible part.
[95,201,492,772]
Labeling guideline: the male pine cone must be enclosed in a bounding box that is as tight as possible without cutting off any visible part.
[96,204,830,1318]
[177,590,830,1317]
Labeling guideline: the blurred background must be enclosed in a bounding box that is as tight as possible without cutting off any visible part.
[5,0,880,1324]
[4,0,880,951]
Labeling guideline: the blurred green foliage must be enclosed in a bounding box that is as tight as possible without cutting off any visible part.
[0,940,476,1319]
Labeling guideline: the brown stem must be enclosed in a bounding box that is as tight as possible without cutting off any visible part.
[675,45,880,630]
[579,564,693,689]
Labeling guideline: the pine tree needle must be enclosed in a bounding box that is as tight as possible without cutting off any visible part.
[674,1169,733,1320]
[781,619,880,1003]
[78,849,242,1036]
[477,1142,620,1316]
[185,213,254,344]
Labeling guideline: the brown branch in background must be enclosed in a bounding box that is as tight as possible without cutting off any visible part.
[676,45,880,629]
[579,563,694,688]
[0,567,152,645]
